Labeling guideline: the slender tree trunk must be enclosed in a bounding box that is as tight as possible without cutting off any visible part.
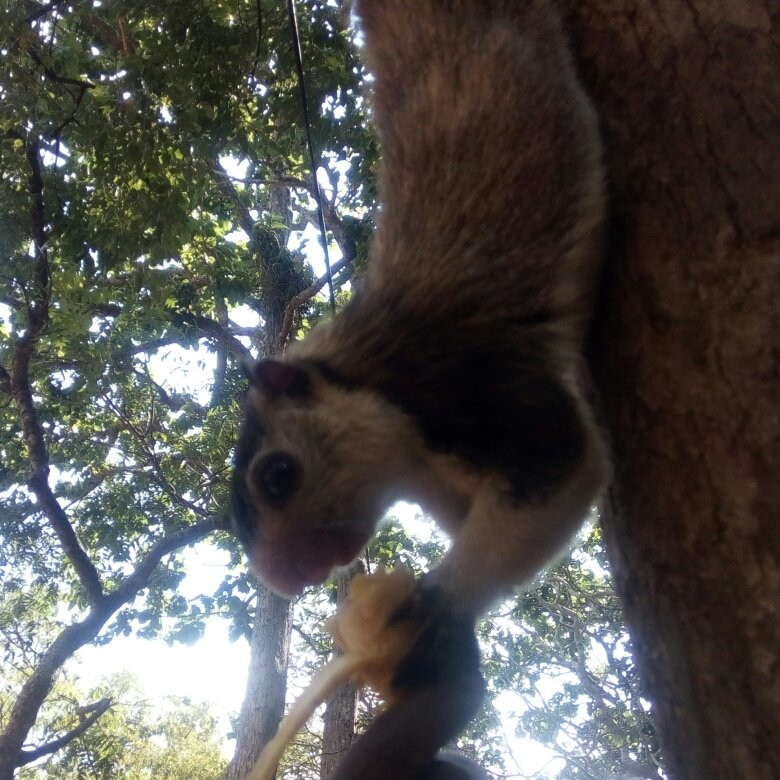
[320,563,363,779]
[227,585,293,780]
[229,179,300,779]
[565,2,780,777]
[320,677,357,779]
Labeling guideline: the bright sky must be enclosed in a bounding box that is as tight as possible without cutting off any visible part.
[73,543,247,754]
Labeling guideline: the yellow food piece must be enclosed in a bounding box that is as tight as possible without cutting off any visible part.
[326,566,421,703]
[246,567,421,780]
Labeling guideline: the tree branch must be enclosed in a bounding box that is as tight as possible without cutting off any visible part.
[27,47,95,90]
[170,312,253,360]
[49,82,89,140]
[107,518,227,608]
[91,301,253,360]
[8,140,103,606]
[27,475,104,603]
[275,259,350,353]
[17,698,111,765]
[274,258,350,353]
[0,517,226,773]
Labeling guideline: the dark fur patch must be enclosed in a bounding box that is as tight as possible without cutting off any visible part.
[309,294,585,502]
[331,663,484,780]
[232,403,265,546]
[301,0,597,505]
[251,359,312,398]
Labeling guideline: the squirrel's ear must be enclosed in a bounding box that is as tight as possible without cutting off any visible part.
[245,359,311,399]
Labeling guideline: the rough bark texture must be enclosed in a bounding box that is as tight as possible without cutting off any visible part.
[564,1,780,777]
[320,679,357,779]
[227,586,292,780]
[227,160,302,780]
[320,563,363,779]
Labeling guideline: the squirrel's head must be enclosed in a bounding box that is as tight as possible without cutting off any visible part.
[232,359,420,595]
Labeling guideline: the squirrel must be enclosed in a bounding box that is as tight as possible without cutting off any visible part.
[233,0,608,775]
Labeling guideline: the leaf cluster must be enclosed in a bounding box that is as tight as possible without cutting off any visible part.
[11,673,227,780]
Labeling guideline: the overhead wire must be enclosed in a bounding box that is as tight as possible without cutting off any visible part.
[286,0,336,314]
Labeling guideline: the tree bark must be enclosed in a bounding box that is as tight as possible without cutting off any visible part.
[565,2,780,777]
[227,585,293,780]
[227,159,302,780]
[320,677,357,779]
[320,563,363,779]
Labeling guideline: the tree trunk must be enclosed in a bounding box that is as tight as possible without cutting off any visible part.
[320,677,357,779]
[227,160,303,780]
[320,563,363,779]
[566,2,780,777]
[227,585,293,780]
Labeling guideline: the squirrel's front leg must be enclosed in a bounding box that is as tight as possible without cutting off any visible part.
[394,409,609,692]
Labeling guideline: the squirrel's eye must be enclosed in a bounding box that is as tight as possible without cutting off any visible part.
[259,453,299,504]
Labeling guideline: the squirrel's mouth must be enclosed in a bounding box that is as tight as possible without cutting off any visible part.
[253,529,370,596]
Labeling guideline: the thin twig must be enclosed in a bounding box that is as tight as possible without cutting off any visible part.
[17,698,111,765]
[102,395,211,519]
[27,47,95,90]
[275,258,350,353]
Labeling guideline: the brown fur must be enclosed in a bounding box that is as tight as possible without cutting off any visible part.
[233,0,609,612]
